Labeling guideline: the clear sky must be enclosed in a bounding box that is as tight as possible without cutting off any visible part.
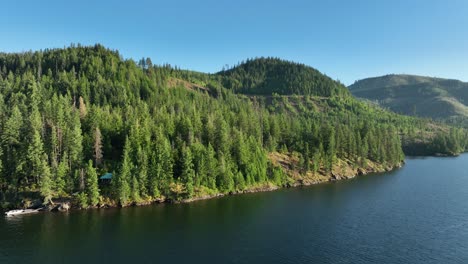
[1,0,467,85]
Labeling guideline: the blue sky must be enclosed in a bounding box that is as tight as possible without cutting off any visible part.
[1,0,467,85]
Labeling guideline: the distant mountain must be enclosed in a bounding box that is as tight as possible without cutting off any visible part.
[217,57,350,97]
[348,74,468,119]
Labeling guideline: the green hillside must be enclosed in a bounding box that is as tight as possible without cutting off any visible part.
[217,57,349,97]
[162,60,468,156]
[0,45,466,210]
[349,74,468,119]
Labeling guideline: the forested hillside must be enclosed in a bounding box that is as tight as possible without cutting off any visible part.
[217,57,349,97]
[349,74,468,121]
[0,45,465,209]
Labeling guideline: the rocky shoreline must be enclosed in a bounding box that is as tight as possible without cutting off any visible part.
[3,159,403,215]
[184,160,404,204]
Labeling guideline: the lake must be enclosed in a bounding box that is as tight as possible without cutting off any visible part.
[1,155,468,263]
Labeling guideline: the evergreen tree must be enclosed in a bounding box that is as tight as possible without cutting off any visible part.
[93,126,103,166]
[205,143,217,190]
[216,153,234,193]
[312,150,321,174]
[149,131,173,197]
[137,148,149,198]
[234,170,246,191]
[26,105,46,184]
[55,152,68,195]
[85,160,100,206]
[39,154,53,203]
[191,142,207,188]
[28,129,46,185]
[131,176,140,202]
[214,118,229,154]
[0,147,3,188]
[180,145,195,198]
[118,137,132,205]
[326,130,336,172]
[68,112,83,171]
[302,144,310,171]
[78,96,87,119]
[2,106,23,180]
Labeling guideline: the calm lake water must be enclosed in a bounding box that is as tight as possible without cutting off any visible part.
[1,155,468,264]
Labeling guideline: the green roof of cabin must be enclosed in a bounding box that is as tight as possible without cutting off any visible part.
[100,173,113,180]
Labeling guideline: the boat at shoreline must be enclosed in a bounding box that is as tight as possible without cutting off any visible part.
[4,209,40,217]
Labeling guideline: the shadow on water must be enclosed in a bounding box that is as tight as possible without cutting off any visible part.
[1,155,468,264]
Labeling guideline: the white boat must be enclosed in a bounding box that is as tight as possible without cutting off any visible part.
[4,209,40,216]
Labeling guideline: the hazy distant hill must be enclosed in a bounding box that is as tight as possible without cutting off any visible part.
[348,74,468,119]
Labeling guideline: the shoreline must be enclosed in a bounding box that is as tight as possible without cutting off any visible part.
[2,158,404,215]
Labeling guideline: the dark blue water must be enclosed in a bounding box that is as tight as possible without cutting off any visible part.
[1,155,468,263]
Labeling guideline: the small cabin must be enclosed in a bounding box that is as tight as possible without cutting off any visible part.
[99,172,113,185]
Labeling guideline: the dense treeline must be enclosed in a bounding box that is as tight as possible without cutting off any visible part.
[0,44,460,208]
[217,57,349,97]
[402,127,468,156]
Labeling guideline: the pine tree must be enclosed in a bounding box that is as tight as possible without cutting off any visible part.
[55,152,68,195]
[118,137,132,206]
[271,166,286,186]
[215,117,229,154]
[216,153,234,193]
[234,170,246,191]
[93,126,103,166]
[50,125,59,169]
[312,150,321,174]
[78,96,87,119]
[302,144,310,171]
[234,131,250,177]
[159,135,173,193]
[191,142,206,188]
[149,149,161,198]
[205,143,217,190]
[85,160,100,206]
[131,175,140,202]
[326,130,336,172]
[252,143,268,183]
[137,147,148,198]
[149,131,173,197]
[28,129,46,184]
[2,105,23,151]
[0,146,4,191]
[360,134,369,164]
[39,154,53,204]
[27,107,45,185]
[180,145,195,198]
[68,112,83,171]
[0,95,4,188]
[145,57,153,68]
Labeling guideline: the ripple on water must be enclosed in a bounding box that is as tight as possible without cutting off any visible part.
[1,155,468,264]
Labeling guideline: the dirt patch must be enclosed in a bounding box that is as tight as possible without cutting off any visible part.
[167,78,210,93]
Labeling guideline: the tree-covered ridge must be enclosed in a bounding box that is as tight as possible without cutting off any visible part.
[217,57,350,97]
[0,45,463,209]
[0,44,171,107]
[349,74,468,120]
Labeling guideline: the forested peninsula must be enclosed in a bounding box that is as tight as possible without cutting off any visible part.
[0,45,466,210]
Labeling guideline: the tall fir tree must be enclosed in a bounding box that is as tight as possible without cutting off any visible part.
[93,126,103,166]
[39,154,53,204]
[68,112,83,171]
[85,160,100,206]
[180,145,195,198]
[118,137,132,206]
